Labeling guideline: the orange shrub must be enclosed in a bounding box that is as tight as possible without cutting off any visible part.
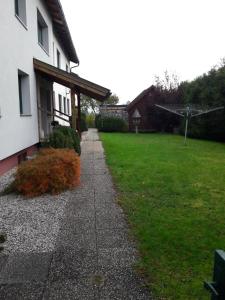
[14,148,80,197]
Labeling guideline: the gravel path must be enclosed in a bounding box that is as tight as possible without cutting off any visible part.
[0,129,151,299]
[0,168,70,255]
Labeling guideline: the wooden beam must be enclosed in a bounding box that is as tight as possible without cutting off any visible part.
[33,59,111,101]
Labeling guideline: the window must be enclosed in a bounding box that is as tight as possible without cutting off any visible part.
[63,97,67,114]
[37,9,49,53]
[58,95,62,113]
[57,50,61,68]
[15,0,19,16]
[15,0,27,26]
[18,70,31,115]
[53,91,56,108]
[67,99,70,115]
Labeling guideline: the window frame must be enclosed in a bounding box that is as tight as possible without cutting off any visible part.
[38,21,43,45]
[63,97,67,114]
[18,70,31,116]
[18,75,23,114]
[15,0,19,16]
[67,99,70,115]
[14,0,27,29]
[57,50,61,68]
[37,9,49,54]
[58,94,62,114]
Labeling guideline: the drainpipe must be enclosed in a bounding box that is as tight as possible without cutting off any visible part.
[70,62,79,73]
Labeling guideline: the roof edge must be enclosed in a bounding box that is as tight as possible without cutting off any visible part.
[46,0,79,64]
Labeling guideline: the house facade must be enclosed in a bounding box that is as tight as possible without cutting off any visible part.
[0,0,110,175]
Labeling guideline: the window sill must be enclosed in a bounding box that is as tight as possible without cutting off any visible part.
[38,43,49,56]
[20,114,32,117]
[15,14,28,30]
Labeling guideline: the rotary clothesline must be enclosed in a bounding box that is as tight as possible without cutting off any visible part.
[155,104,224,144]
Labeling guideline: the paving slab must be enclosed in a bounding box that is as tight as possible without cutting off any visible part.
[48,248,97,282]
[97,228,132,250]
[43,279,98,300]
[96,210,127,230]
[0,253,52,284]
[98,268,150,300]
[98,248,137,269]
[0,282,45,300]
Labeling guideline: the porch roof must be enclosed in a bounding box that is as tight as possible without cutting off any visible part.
[33,59,111,101]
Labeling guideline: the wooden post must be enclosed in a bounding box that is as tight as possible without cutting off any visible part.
[77,92,81,136]
[71,89,76,130]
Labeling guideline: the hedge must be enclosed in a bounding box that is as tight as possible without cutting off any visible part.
[96,115,128,132]
[46,126,81,155]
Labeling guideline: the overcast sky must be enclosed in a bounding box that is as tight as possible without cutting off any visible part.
[61,0,225,103]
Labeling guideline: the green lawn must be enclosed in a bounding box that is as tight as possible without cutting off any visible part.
[100,133,225,300]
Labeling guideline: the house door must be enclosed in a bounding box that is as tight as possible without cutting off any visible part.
[40,88,52,139]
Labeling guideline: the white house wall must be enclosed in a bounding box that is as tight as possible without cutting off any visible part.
[0,0,72,161]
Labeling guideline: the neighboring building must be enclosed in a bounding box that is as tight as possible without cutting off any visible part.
[0,0,110,175]
[127,85,181,132]
[99,104,128,121]
[127,85,160,132]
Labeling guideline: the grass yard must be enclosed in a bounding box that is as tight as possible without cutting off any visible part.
[100,133,225,300]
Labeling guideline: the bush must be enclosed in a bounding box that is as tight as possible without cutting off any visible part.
[47,126,81,155]
[48,130,74,149]
[96,116,128,132]
[180,64,225,142]
[14,148,80,197]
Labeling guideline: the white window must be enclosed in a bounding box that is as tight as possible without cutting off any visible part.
[67,99,70,115]
[57,50,61,68]
[18,70,31,115]
[53,91,56,108]
[37,10,49,53]
[58,94,62,113]
[63,97,67,114]
[15,0,27,27]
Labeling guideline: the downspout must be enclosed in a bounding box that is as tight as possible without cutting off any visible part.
[70,62,79,72]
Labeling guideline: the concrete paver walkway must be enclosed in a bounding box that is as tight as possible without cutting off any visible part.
[0,129,151,299]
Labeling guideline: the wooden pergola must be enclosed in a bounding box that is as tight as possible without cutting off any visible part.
[34,58,111,134]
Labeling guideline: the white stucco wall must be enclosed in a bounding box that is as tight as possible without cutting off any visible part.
[0,0,72,160]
